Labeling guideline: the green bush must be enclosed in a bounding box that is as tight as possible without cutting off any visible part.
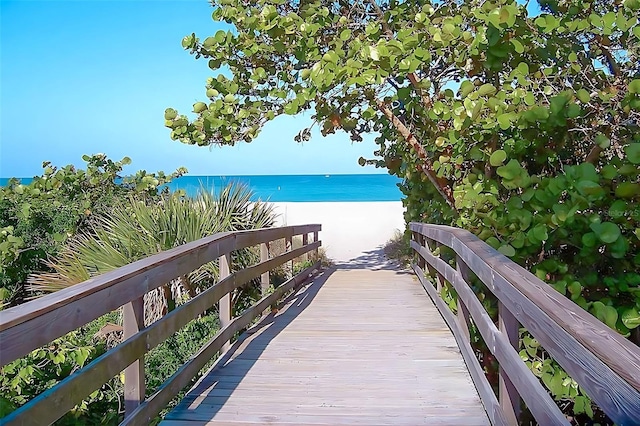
[0,313,122,425]
[0,155,185,308]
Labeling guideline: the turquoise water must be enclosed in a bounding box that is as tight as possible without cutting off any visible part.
[1,174,403,202]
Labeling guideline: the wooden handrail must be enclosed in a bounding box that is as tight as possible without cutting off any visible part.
[410,222,640,425]
[0,225,321,426]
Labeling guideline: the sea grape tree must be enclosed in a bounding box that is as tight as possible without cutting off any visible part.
[169,0,640,416]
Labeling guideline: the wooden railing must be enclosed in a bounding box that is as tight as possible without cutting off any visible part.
[0,224,321,426]
[410,222,640,426]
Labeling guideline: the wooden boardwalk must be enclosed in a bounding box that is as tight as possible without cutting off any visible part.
[5,225,638,425]
[162,267,489,425]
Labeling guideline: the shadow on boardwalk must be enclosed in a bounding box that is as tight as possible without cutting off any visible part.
[163,264,489,425]
[166,268,334,421]
[334,247,410,272]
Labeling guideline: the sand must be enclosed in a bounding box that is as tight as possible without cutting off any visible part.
[272,202,405,263]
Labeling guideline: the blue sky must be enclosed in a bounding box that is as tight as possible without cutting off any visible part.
[0,0,383,178]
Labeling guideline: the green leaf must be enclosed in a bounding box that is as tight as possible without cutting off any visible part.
[497,159,522,180]
[615,182,640,198]
[574,396,587,415]
[516,62,529,75]
[590,222,621,244]
[511,39,524,53]
[603,11,616,28]
[593,302,618,329]
[477,84,497,97]
[568,281,582,295]
[553,280,567,295]
[460,81,474,97]
[608,200,627,219]
[498,244,516,257]
[601,165,618,180]
[164,108,178,120]
[181,33,195,49]
[610,236,629,259]
[524,92,535,106]
[283,101,298,115]
[20,203,31,219]
[193,102,207,113]
[340,29,352,40]
[486,237,501,249]
[629,79,640,94]
[397,87,411,100]
[595,133,610,149]
[576,89,590,103]
[369,46,380,61]
[549,373,564,396]
[576,180,604,197]
[566,104,581,118]
[624,144,640,164]
[497,113,512,130]
[622,308,640,329]
[530,224,548,243]
[489,150,507,166]
[214,30,226,43]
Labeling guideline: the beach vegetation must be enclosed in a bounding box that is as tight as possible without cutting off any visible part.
[383,229,412,267]
[0,154,186,309]
[28,183,275,323]
[1,158,279,423]
[171,0,639,421]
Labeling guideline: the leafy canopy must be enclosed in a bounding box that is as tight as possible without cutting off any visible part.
[171,0,640,418]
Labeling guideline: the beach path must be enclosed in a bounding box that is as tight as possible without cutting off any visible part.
[162,267,489,425]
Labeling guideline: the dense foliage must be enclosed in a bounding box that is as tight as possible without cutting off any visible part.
[0,155,186,308]
[0,310,221,425]
[1,158,278,423]
[168,0,640,419]
[29,184,276,322]
[0,156,187,423]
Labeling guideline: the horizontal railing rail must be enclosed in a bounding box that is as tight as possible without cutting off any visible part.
[410,222,640,426]
[0,224,321,426]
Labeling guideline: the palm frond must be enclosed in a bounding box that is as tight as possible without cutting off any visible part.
[27,183,277,319]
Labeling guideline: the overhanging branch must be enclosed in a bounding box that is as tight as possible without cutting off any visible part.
[376,100,456,209]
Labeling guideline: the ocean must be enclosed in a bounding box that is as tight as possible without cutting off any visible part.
[1,174,403,202]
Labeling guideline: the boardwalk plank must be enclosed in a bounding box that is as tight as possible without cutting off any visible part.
[162,268,489,426]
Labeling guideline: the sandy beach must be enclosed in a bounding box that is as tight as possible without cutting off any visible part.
[272,202,405,263]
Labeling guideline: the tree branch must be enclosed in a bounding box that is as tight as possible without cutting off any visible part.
[376,100,456,209]
[365,0,393,38]
[585,145,602,164]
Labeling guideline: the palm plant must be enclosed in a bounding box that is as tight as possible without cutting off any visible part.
[27,183,276,324]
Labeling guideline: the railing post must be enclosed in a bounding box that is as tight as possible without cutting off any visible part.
[260,242,269,297]
[456,256,472,342]
[313,230,319,260]
[302,233,309,263]
[412,231,426,269]
[424,237,445,292]
[285,235,293,278]
[123,296,145,416]
[499,301,521,424]
[218,253,232,352]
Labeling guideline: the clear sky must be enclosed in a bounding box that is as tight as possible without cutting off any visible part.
[0,0,384,178]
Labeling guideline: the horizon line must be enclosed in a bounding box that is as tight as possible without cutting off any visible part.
[0,172,395,180]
